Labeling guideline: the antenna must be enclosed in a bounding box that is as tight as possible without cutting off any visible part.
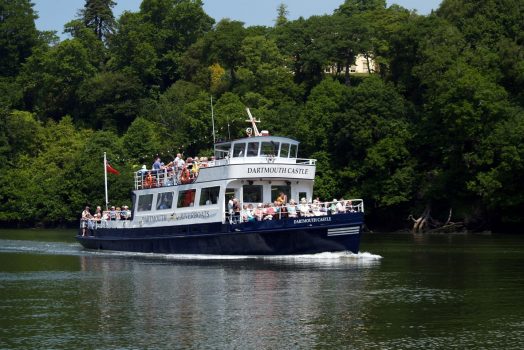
[245,108,261,136]
[227,115,231,140]
[210,96,216,144]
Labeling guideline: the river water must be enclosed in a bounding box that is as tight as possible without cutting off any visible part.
[0,229,523,349]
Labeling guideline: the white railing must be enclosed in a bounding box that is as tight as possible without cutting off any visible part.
[227,199,364,224]
[134,156,317,190]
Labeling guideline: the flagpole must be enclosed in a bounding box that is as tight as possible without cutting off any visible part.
[104,152,108,210]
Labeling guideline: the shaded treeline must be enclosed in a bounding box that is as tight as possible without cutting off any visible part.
[1,0,523,231]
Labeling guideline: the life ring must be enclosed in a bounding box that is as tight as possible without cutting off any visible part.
[180,167,191,184]
[144,172,156,188]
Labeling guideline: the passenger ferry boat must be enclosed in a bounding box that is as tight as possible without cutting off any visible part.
[77,111,364,255]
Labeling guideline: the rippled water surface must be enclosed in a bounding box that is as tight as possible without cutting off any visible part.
[0,229,523,349]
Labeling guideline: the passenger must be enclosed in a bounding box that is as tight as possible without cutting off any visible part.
[200,157,208,167]
[337,198,346,213]
[227,198,234,222]
[346,200,355,212]
[254,203,265,221]
[246,204,255,222]
[192,157,200,175]
[121,205,131,219]
[311,199,323,216]
[276,192,287,205]
[329,200,337,215]
[144,171,156,188]
[102,210,110,221]
[109,206,117,220]
[81,206,92,236]
[241,204,251,222]
[299,198,311,217]
[93,206,102,222]
[115,207,122,220]
[180,166,191,184]
[273,201,281,219]
[287,199,298,218]
[152,156,162,171]
[233,198,241,223]
[264,203,276,220]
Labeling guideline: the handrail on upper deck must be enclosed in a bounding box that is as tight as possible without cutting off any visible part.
[133,156,317,190]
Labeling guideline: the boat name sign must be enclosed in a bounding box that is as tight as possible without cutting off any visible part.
[247,166,309,175]
[242,165,314,179]
[141,210,218,223]
[293,216,331,225]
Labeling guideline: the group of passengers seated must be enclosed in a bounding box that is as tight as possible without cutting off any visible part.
[228,194,357,224]
[80,205,132,236]
[140,154,216,188]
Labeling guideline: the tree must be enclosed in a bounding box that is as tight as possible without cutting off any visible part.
[122,117,163,164]
[79,0,116,42]
[333,76,414,223]
[18,39,96,120]
[275,3,289,27]
[0,0,39,77]
[77,71,145,133]
[109,0,213,89]
[335,0,386,16]
[207,19,246,82]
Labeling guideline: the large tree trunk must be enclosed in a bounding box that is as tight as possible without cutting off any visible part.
[409,207,465,233]
[409,205,431,233]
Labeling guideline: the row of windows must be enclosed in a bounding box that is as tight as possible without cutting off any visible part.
[216,141,298,159]
[241,185,307,204]
[137,186,220,212]
[136,185,310,213]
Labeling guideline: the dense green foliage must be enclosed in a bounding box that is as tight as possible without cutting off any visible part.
[1,0,523,231]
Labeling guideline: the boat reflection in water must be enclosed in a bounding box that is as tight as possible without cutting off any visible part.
[76,250,380,349]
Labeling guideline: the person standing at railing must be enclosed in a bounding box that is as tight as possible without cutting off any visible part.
[233,198,241,223]
[81,206,93,237]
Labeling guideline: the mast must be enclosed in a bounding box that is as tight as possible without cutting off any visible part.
[245,108,261,137]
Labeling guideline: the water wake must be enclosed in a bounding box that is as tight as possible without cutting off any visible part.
[0,238,382,266]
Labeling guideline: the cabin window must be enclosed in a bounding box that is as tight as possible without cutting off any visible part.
[137,194,154,212]
[233,143,246,157]
[156,192,173,210]
[200,186,220,205]
[271,185,291,203]
[261,141,279,156]
[290,144,298,158]
[298,192,308,202]
[247,142,259,157]
[243,185,263,203]
[280,143,290,157]
[177,189,196,208]
[215,143,231,160]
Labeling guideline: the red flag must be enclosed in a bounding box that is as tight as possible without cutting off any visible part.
[106,163,120,175]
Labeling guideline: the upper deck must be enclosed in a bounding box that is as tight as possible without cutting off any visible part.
[134,135,316,190]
